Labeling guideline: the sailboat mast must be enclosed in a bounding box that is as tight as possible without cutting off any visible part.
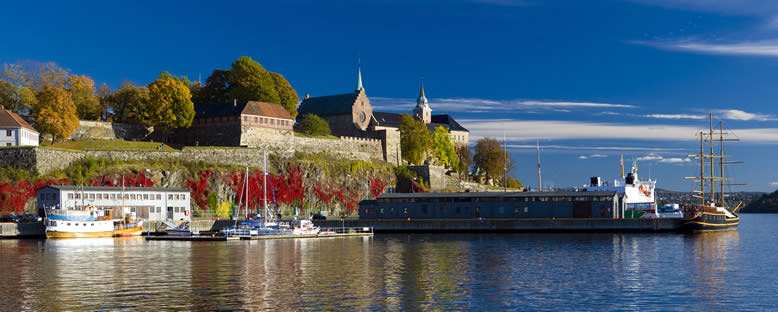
[245,167,249,219]
[719,121,725,207]
[536,141,541,191]
[699,131,705,206]
[709,114,715,206]
[264,151,268,219]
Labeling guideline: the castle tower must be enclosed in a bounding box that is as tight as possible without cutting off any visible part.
[413,82,431,124]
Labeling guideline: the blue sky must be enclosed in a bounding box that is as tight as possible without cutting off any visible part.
[3,0,778,192]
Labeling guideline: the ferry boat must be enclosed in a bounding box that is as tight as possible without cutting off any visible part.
[683,115,741,231]
[584,158,665,218]
[45,206,143,238]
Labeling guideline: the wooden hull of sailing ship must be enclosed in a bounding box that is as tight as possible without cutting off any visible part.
[683,206,739,231]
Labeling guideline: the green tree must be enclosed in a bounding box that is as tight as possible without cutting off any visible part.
[147,75,194,132]
[431,126,459,169]
[473,137,514,183]
[193,69,230,105]
[1,68,37,115]
[33,85,79,143]
[110,82,151,125]
[269,72,299,118]
[455,143,472,178]
[398,113,431,165]
[506,177,523,189]
[67,74,100,120]
[294,113,331,136]
[227,56,280,104]
[96,83,112,121]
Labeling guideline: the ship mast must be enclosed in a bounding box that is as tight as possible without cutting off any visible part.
[686,114,741,208]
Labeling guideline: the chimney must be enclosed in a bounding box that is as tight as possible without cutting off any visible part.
[233,99,237,107]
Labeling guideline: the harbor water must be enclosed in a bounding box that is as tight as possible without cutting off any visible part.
[1,214,777,311]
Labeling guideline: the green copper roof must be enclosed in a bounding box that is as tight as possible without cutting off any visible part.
[356,67,363,91]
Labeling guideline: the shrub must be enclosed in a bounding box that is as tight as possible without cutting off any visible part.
[294,114,331,136]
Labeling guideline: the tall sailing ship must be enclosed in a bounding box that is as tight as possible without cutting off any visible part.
[683,114,742,231]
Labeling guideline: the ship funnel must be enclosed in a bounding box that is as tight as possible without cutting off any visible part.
[590,177,601,186]
[626,172,635,185]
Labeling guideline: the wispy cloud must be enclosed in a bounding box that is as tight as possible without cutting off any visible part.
[370,97,636,114]
[644,114,706,120]
[770,182,778,187]
[632,39,778,58]
[637,153,691,163]
[578,153,608,160]
[463,119,778,143]
[714,109,776,121]
[509,144,684,152]
[626,0,778,17]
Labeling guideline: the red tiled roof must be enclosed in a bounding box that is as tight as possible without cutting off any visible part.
[242,101,293,120]
[0,106,37,132]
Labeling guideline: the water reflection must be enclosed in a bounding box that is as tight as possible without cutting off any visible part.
[0,216,773,311]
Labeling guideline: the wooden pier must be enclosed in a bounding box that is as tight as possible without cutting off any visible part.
[144,230,373,242]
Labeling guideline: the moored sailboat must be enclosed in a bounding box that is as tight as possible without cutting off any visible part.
[683,114,741,231]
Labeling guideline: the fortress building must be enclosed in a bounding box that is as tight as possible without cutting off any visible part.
[297,67,373,137]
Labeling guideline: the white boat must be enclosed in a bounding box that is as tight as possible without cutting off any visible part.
[585,159,677,219]
[166,221,199,236]
[292,219,320,235]
[45,206,143,238]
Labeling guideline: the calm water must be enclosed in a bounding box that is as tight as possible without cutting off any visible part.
[1,214,777,311]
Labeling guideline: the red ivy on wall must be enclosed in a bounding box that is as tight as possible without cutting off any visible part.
[0,178,69,215]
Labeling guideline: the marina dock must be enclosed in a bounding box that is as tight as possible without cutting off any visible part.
[145,228,374,241]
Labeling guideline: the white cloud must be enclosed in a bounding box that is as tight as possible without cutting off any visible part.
[463,119,778,143]
[714,109,776,121]
[370,97,635,114]
[626,0,778,16]
[659,157,692,163]
[577,153,608,160]
[509,144,684,152]
[644,114,706,120]
[637,153,663,161]
[770,182,778,187]
[633,39,778,58]
[636,153,691,163]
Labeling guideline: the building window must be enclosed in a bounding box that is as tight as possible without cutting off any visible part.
[6,130,11,136]
[156,194,161,200]
[5,143,10,146]
[131,194,136,200]
[143,194,148,200]
[68,193,74,200]
[96,194,102,200]
[168,194,173,200]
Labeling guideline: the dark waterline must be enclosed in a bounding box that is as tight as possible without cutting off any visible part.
[1,214,777,311]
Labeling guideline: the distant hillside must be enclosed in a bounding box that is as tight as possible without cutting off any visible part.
[742,190,778,213]
[655,189,765,210]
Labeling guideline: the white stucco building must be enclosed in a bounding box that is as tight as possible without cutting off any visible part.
[0,104,39,146]
[37,185,192,221]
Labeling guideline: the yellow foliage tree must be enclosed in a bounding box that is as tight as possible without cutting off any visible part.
[34,85,79,143]
[67,74,100,120]
[147,76,194,131]
[216,201,233,219]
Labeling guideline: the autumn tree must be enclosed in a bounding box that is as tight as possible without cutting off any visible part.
[430,126,459,169]
[1,66,38,114]
[67,74,100,120]
[147,74,194,132]
[294,114,331,136]
[456,143,472,178]
[270,72,299,118]
[227,56,280,104]
[33,85,78,143]
[96,84,112,121]
[109,82,151,125]
[473,137,514,183]
[398,113,431,165]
